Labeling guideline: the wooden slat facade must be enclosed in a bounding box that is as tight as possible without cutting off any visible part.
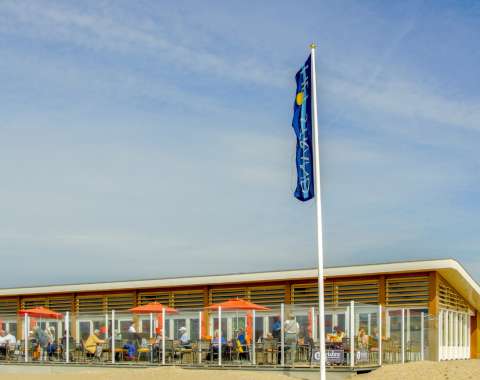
[0,271,473,318]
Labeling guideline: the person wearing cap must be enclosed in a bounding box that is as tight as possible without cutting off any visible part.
[85,329,105,359]
[178,326,190,347]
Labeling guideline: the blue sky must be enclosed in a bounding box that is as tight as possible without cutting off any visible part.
[0,0,479,287]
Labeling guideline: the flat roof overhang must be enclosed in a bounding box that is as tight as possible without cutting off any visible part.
[0,259,479,311]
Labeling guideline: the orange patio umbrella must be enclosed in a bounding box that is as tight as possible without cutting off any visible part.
[206,298,270,311]
[129,302,177,314]
[207,299,270,342]
[18,306,63,319]
[129,302,177,335]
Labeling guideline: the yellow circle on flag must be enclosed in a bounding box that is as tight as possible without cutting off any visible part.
[296,92,303,105]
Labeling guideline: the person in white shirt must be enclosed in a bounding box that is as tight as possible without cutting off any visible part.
[128,323,136,333]
[0,330,8,356]
[284,314,299,366]
[5,331,16,346]
[178,326,190,347]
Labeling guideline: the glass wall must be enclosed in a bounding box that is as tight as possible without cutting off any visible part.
[0,303,461,367]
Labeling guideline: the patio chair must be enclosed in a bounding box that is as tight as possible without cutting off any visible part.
[14,340,24,362]
[406,341,421,362]
[193,339,211,364]
[264,338,278,365]
[62,337,76,362]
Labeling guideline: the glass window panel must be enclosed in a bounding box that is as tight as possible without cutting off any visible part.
[9,322,17,337]
[254,316,264,340]
[213,318,228,338]
[141,319,151,335]
[79,321,91,341]
[190,319,199,341]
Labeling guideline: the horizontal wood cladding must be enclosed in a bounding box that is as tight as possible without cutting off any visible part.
[210,288,247,304]
[291,280,378,306]
[209,286,286,306]
[0,271,444,312]
[137,290,205,309]
[336,280,379,305]
[19,296,74,313]
[77,295,104,314]
[386,276,429,307]
[249,286,285,305]
[0,298,19,316]
[172,290,205,309]
[439,277,470,312]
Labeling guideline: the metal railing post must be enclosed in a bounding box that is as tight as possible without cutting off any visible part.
[111,310,115,364]
[198,311,202,364]
[252,310,256,365]
[218,306,222,366]
[280,303,285,367]
[162,308,166,365]
[421,311,425,361]
[350,301,354,368]
[378,304,382,366]
[65,312,70,363]
[401,308,405,364]
[24,314,28,362]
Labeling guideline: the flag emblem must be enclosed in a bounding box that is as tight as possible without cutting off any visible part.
[292,55,314,201]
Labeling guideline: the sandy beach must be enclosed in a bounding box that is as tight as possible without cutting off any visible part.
[0,361,479,380]
[0,366,296,380]
[351,360,480,380]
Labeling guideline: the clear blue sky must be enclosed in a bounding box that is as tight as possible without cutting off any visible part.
[0,0,479,287]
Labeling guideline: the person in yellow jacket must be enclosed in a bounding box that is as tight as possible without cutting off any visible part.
[85,329,105,359]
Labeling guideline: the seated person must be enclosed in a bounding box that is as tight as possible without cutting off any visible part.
[123,341,136,360]
[332,326,345,343]
[178,326,191,348]
[357,328,369,349]
[0,330,7,357]
[207,330,227,360]
[127,322,142,347]
[4,330,16,346]
[259,332,273,343]
[152,331,163,361]
[235,328,248,359]
[85,329,105,359]
[236,328,247,345]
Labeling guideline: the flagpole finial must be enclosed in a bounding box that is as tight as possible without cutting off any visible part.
[310,43,316,49]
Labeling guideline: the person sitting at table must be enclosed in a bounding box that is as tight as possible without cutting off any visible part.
[127,322,142,347]
[208,330,226,360]
[178,326,191,348]
[4,330,16,346]
[235,328,248,359]
[357,328,369,349]
[85,329,105,359]
[332,326,345,342]
[258,332,273,343]
[152,330,163,361]
[0,330,7,357]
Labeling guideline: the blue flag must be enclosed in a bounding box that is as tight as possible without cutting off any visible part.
[292,55,314,201]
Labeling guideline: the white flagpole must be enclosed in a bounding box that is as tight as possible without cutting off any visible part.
[310,43,326,380]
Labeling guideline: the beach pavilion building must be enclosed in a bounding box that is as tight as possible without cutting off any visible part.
[0,258,479,365]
